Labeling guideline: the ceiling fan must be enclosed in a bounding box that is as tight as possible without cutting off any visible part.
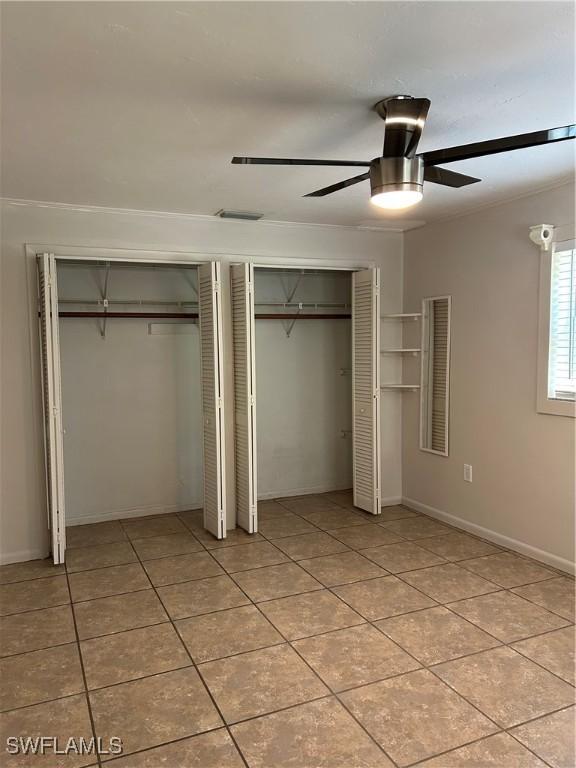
[232,96,576,210]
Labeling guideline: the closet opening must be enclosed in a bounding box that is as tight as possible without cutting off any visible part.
[255,267,353,503]
[231,264,381,535]
[38,254,227,564]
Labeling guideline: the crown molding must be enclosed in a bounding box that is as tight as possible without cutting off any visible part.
[0,197,404,235]
[417,176,575,230]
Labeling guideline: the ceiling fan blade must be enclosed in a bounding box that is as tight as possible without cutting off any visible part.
[232,156,371,167]
[421,124,576,167]
[304,172,370,197]
[382,97,431,158]
[424,166,481,187]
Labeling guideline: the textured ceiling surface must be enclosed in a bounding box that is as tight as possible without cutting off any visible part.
[1,1,574,229]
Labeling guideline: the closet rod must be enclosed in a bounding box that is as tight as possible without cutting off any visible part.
[57,312,351,320]
[255,313,351,320]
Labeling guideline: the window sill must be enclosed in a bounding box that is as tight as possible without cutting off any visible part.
[537,396,576,418]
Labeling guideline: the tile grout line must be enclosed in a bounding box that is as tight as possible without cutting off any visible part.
[64,562,103,768]
[279,495,572,583]
[259,503,565,594]
[264,534,574,762]
[2,563,572,672]
[503,704,574,768]
[3,580,572,714]
[298,573,513,757]
[118,521,252,768]
[0,634,570,752]
[183,526,402,768]
[2,557,573,675]
[100,726,246,766]
[10,605,571,712]
[232,512,567,766]
[1,498,573,765]
[323,496,570,574]
[374,560,576,690]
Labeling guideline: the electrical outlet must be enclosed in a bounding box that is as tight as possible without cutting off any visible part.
[464,464,473,483]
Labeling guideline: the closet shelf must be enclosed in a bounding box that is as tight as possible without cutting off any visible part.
[60,298,351,310]
[381,348,421,354]
[381,313,422,319]
[381,384,421,390]
[59,298,197,307]
[256,313,351,320]
[59,312,198,319]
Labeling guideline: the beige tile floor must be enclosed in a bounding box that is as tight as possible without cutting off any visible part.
[0,493,574,767]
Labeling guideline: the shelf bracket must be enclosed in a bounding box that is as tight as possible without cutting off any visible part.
[278,272,304,338]
[181,268,198,299]
[283,302,303,338]
[99,262,111,339]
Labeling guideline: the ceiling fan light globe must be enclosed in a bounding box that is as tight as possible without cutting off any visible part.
[369,156,424,209]
[370,189,423,209]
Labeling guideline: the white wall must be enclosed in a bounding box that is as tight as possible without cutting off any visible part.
[57,263,203,524]
[255,270,353,497]
[0,199,403,563]
[402,183,575,572]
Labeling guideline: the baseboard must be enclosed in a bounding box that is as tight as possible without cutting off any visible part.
[0,547,49,566]
[381,496,403,507]
[403,496,575,576]
[66,501,202,527]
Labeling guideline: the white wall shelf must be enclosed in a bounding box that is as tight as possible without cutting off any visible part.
[380,312,421,389]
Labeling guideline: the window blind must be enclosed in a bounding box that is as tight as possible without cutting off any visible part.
[549,244,576,401]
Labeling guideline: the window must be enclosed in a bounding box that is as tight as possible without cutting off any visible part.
[537,239,576,417]
[549,245,575,400]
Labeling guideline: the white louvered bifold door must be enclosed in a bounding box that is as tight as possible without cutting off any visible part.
[198,262,227,539]
[231,264,257,533]
[37,254,66,564]
[352,268,381,514]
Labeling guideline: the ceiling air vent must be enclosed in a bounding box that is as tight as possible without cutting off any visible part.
[215,209,263,221]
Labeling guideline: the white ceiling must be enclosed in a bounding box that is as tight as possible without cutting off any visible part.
[1,1,574,229]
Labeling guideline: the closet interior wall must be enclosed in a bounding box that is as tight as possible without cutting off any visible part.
[253,268,353,499]
[57,261,203,525]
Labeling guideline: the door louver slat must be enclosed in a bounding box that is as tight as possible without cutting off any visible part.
[198,262,226,539]
[352,268,381,514]
[231,263,257,533]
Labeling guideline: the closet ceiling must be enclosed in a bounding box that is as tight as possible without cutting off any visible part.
[1,2,574,230]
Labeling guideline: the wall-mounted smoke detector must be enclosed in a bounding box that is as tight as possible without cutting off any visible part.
[215,209,263,221]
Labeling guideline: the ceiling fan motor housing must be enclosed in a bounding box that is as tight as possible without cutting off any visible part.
[369,156,424,198]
